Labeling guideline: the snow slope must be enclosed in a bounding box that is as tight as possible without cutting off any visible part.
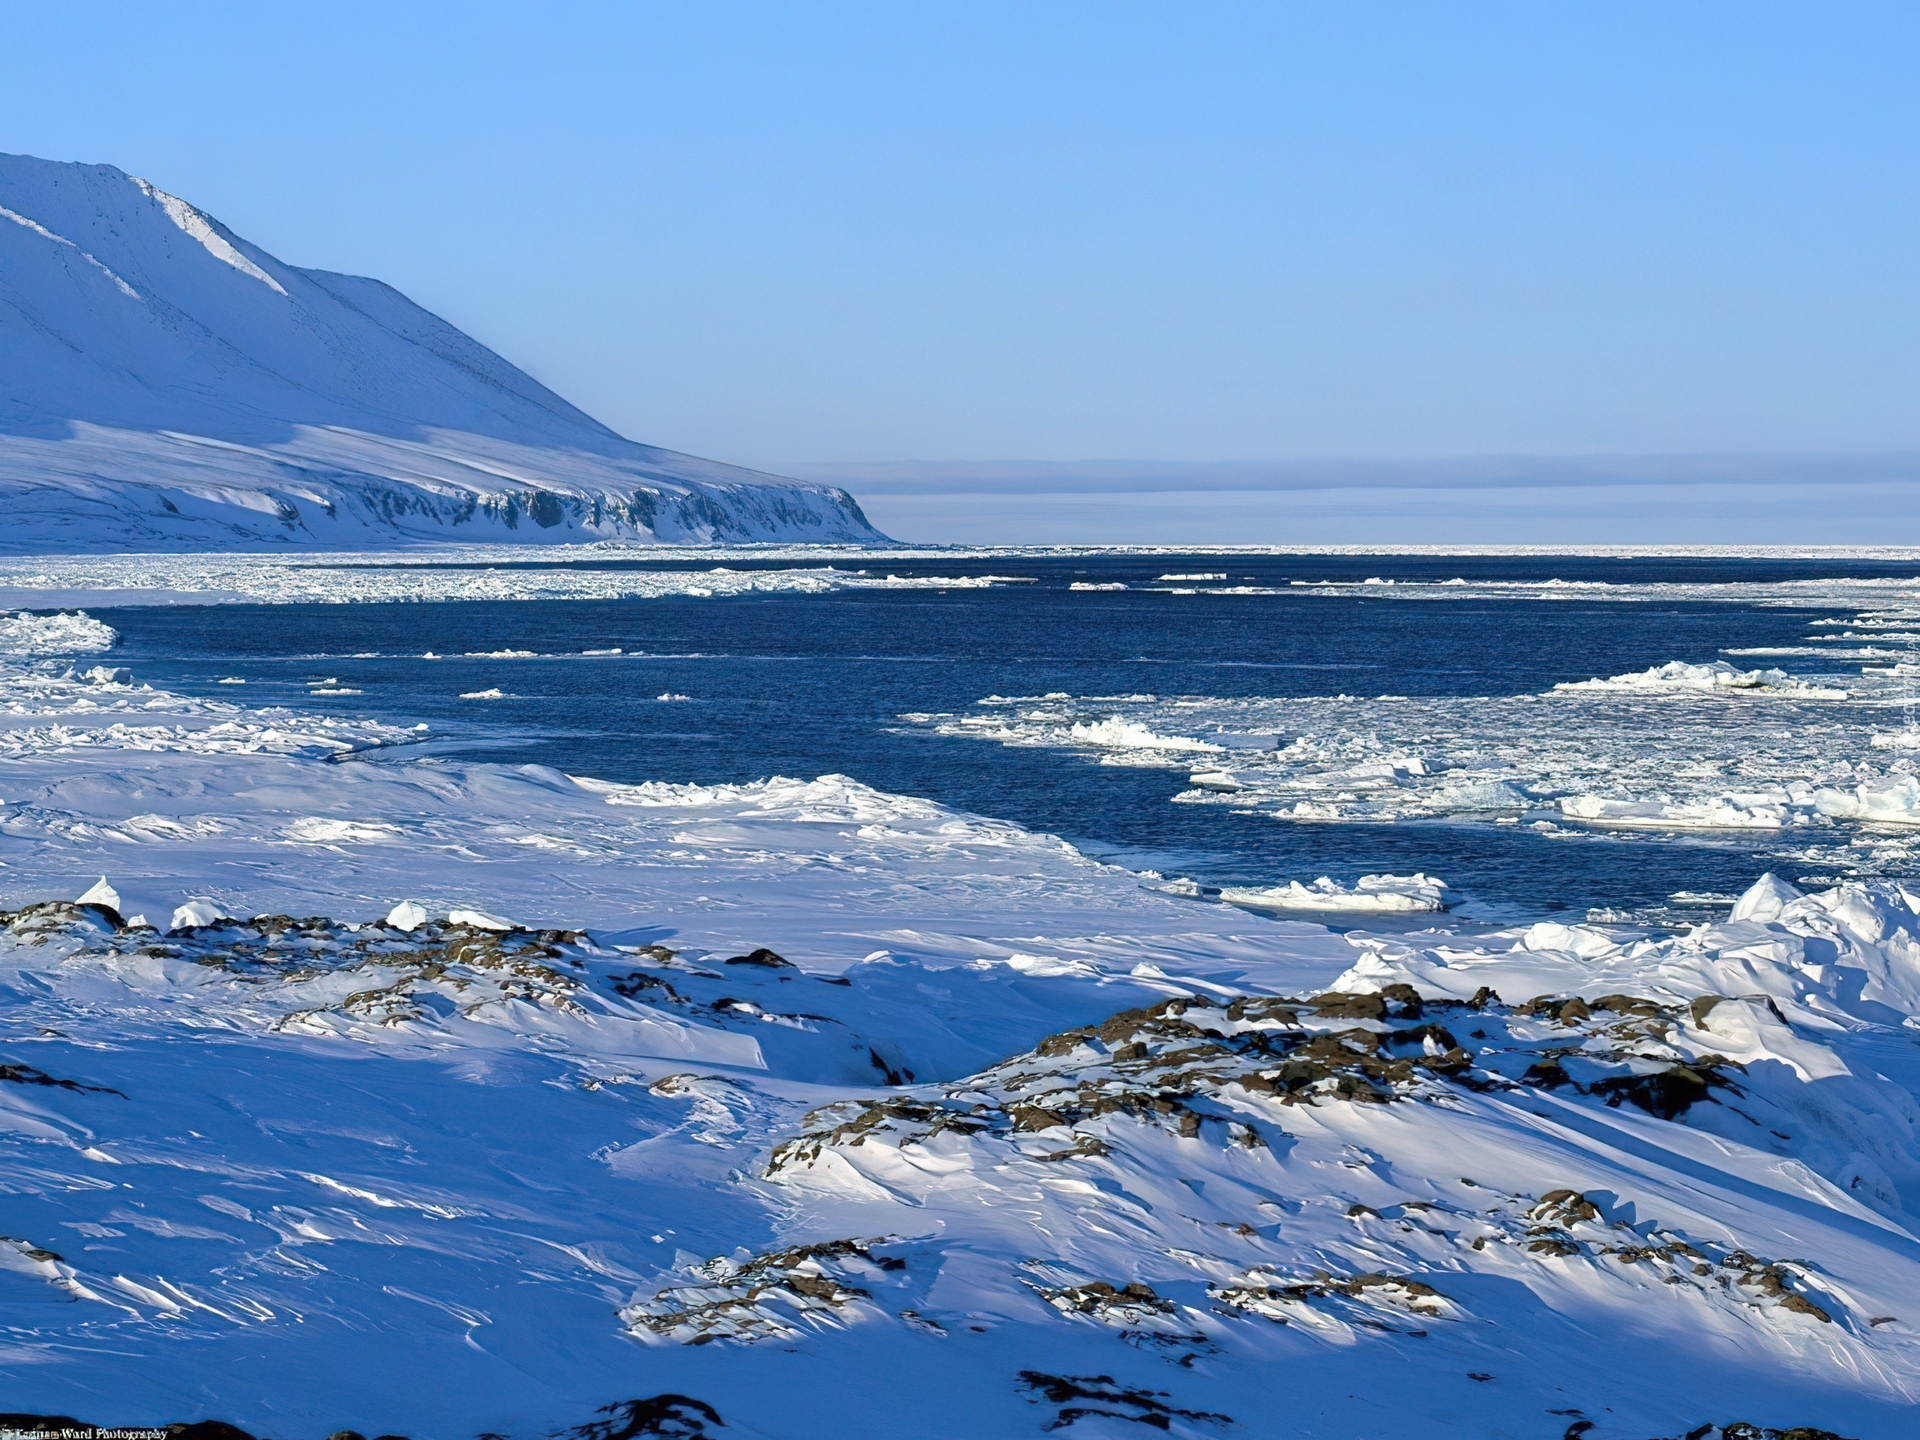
[0,153,884,550]
[0,619,1917,1438]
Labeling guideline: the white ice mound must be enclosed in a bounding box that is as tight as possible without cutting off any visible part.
[1333,871,1920,1028]
[383,900,428,932]
[74,876,120,911]
[1326,871,1920,1215]
[447,907,514,932]
[1552,660,1848,699]
[170,898,233,930]
[1559,792,1809,829]
[1222,873,1451,914]
[0,610,116,655]
[1813,772,1920,824]
[1187,769,1241,791]
[1068,717,1221,752]
[1436,779,1532,810]
[1730,872,1805,923]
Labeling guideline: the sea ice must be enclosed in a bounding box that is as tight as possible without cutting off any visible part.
[1069,716,1221,752]
[1553,659,1850,699]
[1220,872,1451,913]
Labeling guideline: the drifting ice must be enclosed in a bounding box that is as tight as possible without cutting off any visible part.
[1221,873,1452,913]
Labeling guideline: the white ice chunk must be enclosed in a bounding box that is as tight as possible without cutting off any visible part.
[1813,773,1920,824]
[1188,770,1241,791]
[1553,659,1848,699]
[0,610,116,656]
[1559,793,1804,829]
[283,818,400,844]
[447,907,514,931]
[75,876,120,911]
[1221,873,1450,914]
[170,899,232,930]
[1730,872,1805,923]
[384,900,428,932]
[1069,717,1220,752]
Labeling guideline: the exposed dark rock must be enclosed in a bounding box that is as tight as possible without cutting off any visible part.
[0,1061,125,1097]
[1588,1061,1737,1120]
[1306,990,1388,1020]
[723,948,792,968]
[1016,1372,1230,1431]
[619,1238,895,1343]
[556,1396,724,1439]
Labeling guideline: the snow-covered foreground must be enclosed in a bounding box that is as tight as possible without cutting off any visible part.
[2,625,1919,1437]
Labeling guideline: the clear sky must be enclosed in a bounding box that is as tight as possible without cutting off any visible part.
[3,2,1918,540]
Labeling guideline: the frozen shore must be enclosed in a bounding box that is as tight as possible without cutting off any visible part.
[1,612,1918,1438]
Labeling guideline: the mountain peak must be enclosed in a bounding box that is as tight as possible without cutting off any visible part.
[0,152,883,549]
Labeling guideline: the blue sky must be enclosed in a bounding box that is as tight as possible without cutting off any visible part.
[3,2,1917,539]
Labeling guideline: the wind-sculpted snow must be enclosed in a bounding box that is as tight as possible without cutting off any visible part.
[5,871,1920,1436]
[0,153,883,549]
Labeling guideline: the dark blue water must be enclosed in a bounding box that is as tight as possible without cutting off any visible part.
[96,553,1917,923]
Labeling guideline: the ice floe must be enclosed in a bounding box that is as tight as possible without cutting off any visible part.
[907,637,1920,836]
[1220,872,1452,913]
[1069,716,1221,752]
[0,609,115,655]
[1553,659,1851,698]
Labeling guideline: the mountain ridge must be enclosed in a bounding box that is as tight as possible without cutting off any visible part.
[0,152,885,549]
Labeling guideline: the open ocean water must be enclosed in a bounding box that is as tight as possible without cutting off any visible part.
[96,552,1920,927]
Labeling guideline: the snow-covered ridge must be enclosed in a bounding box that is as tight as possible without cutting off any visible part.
[6,871,1920,1434]
[0,152,884,550]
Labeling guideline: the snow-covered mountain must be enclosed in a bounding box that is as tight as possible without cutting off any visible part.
[0,153,885,550]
